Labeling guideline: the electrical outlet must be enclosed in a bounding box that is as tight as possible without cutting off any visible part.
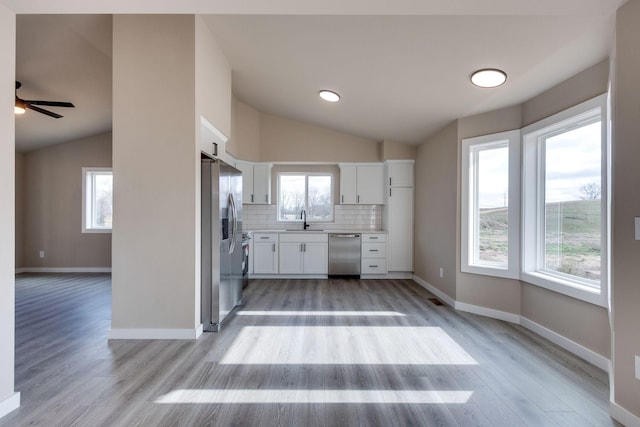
[39,250,44,258]
[635,355,640,380]
[439,268,444,278]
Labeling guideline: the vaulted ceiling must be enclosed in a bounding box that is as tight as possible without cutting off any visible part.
[10,0,625,151]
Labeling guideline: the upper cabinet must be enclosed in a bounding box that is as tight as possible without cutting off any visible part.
[236,161,272,204]
[386,160,414,187]
[339,163,384,205]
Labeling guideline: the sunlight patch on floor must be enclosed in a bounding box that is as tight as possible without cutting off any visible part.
[220,326,478,365]
[155,389,473,404]
[236,311,406,317]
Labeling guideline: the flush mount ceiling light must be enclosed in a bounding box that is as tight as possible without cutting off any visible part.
[319,90,340,103]
[470,69,507,88]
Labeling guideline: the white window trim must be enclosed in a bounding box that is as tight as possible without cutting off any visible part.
[276,172,334,223]
[82,167,113,234]
[521,94,608,308]
[461,130,520,279]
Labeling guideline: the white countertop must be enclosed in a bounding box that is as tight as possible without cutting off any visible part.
[248,229,387,234]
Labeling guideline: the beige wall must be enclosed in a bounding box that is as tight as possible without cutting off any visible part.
[15,153,24,269]
[112,15,199,331]
[195,16,231,140]
[259,112,379,163]
[414,122,458,300]
[19,133,112,269]
[521,284,610,357]
[231,98,261,161]
[381,139,417,161]
[0,3,16,409]
[522,59,609,127]
[612,1,640,417]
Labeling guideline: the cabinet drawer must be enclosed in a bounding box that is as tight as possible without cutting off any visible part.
[362,233,386,243]
[361,258,387,274]
[253,233,278,243]
[362,242,386,258]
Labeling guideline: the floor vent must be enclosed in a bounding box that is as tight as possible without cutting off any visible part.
[428,297,444,306]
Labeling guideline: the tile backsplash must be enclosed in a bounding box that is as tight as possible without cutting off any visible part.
[243,204,382,231]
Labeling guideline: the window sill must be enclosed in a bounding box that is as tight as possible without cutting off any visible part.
[82,228,112,234]
[520,271,606,308]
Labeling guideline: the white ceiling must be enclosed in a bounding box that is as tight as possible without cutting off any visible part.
[9,0,624,150]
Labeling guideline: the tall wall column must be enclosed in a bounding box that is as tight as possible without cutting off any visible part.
[0,3,20,418]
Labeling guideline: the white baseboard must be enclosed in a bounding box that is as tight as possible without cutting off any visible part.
[385,272,413,279]
[412,275,456,307]
[0,392,20,419]
[411,275,610,373]
[519,317,609,372]
[108,327,201,340]
[455,301,521,324]
[610,401,640,427]
[16,267,111,274]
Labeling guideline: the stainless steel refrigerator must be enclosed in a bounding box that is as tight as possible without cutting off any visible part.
[201,154,243,332]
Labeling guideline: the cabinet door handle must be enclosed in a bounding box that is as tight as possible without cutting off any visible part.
[260,236,269,239]
[272,243,276,252]
[357,195,360,203]
[341,194,344,203]
[251,194,254,203]
[389,177,392,186]
[389,188,392,197]
[304,243,306,252]
[370,265,378,268]
[370,237,379,240]
[369,249,378,252]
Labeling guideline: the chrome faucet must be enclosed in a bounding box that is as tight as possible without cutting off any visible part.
[300,209,309,230]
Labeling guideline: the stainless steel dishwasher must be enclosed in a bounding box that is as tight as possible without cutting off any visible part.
[328,233,361,277]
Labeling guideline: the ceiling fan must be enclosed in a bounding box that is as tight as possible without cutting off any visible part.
[14,81,75,119]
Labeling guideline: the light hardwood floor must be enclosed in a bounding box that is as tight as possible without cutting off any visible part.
[2,274,619,426]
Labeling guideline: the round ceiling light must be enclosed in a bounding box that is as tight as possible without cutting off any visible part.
[470,69,507,88]
[319,90,340,102]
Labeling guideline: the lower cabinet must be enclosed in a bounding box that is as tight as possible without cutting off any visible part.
[279,233,328,275]
[252,233,278,274]
[361,233,387,275]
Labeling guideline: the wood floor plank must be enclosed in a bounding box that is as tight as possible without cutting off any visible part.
[0,274,620,427]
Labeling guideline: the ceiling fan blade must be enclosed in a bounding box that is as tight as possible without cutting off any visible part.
[27,104,63,119]
[25,100,75,108]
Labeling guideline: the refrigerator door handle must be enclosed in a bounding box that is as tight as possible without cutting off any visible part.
[229,193,238,254]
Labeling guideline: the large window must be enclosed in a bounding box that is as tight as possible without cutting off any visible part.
[82,167,113,233]
[522,94,608,306]
[461,130,520,278]
[277,173,333,222]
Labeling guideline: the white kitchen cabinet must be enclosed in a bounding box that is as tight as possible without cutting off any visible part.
[279,233,328,275]
[384,160,415,273]
[236,161,272,205]
[252,233,279,274]
[386,160,414,187]
[339,163,384,205]
[361,233,387,275]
